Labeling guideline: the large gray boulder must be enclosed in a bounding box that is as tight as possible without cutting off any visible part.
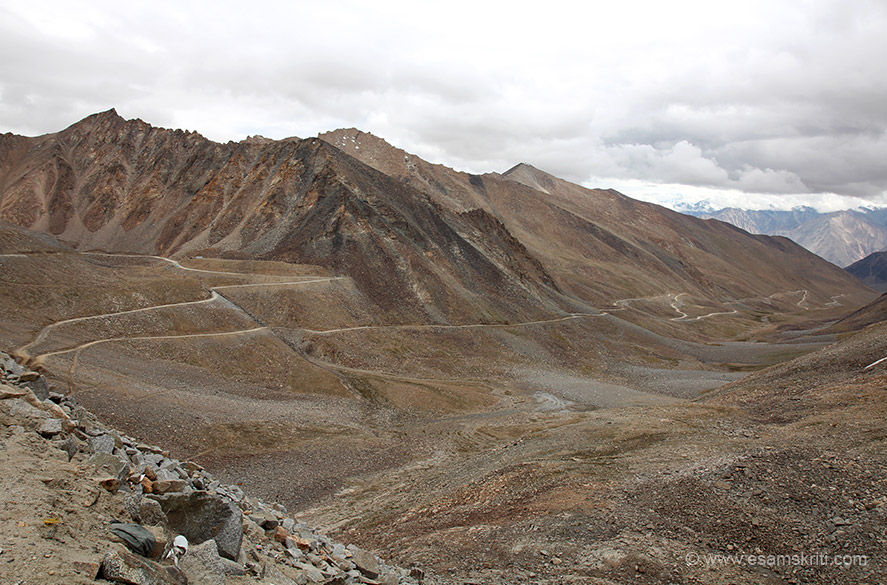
[100,548,186,585]
[153,491,243,561]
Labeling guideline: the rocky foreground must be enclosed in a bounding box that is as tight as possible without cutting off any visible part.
[0,351,433,585]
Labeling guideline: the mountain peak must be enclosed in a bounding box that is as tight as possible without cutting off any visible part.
[86,107,124,124]
[501,162,555,194]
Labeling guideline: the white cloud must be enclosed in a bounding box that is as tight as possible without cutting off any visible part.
[1,0,886,211]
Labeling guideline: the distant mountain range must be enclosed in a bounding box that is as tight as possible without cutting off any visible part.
[677,205,887,267]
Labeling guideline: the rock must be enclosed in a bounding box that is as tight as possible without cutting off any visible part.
[0,383,27,400]
[216,483,245,503]
[100,547,187,585]
[8,396,49,419]
[184,461,203,475]
[287,536,312,551]
[0,352,25,376]
[60,434,80,460]
[100,477,121,492]
[37,417,63,437]
[156,465,182,482]
[179,540,231,585]
[152,479,186,494]
[72,558,102,578]
[249,509,279,530]
[263,563,301,585]
[140,498,168,526]
[85,451,130,484]
[273,525,290,543]
[349,546,381,579]
[292,561,326,583]
[286,545,306,561]
[17,371,39,382]
[91,433,117,454]
[154,491,243,561]
[21,375,50,400]
[125,493,143,521]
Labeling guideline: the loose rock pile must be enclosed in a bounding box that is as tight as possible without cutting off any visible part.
[0,351,434,585]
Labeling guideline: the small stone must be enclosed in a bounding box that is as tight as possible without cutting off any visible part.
[139,498,168,526]
[288,536,312,551]
[249,509,279,530]
[349,547,380,579]
[100,477,121,492]
[90,434,116,454]
[152,479,186,494]
[72,559,101,577]
[273,525,290,543]
[293,561,326,583]
[184,461,203,475]
[37,418,63,438]
[60,435,79,460]
[85,451,130,485]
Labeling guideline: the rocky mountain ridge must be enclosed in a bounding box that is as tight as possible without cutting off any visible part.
[0,110,567,326]
[0,111,874,333]
[319,128,873,313]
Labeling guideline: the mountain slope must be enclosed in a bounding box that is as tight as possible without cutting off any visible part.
[693,207,887,267]
[823,292,887,334]
[320,129,875,314]
[0,110,567,325]
[846,251,887,292]
[0,112,877,334]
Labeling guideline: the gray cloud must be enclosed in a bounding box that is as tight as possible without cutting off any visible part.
[1,0,886,210]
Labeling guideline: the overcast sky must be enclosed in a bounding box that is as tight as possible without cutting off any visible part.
[2,0,886,211]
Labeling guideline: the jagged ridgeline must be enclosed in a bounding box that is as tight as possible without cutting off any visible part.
[0,110,874,326]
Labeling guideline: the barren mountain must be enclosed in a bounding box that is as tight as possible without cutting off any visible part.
[0,113,874,330]
[320,129,874,320]
[846,251,887,292]
[693,206,887,267]
[0,110,569,326]
[2,113,886,585]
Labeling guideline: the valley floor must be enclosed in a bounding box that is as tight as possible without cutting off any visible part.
[2,250,884,584]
